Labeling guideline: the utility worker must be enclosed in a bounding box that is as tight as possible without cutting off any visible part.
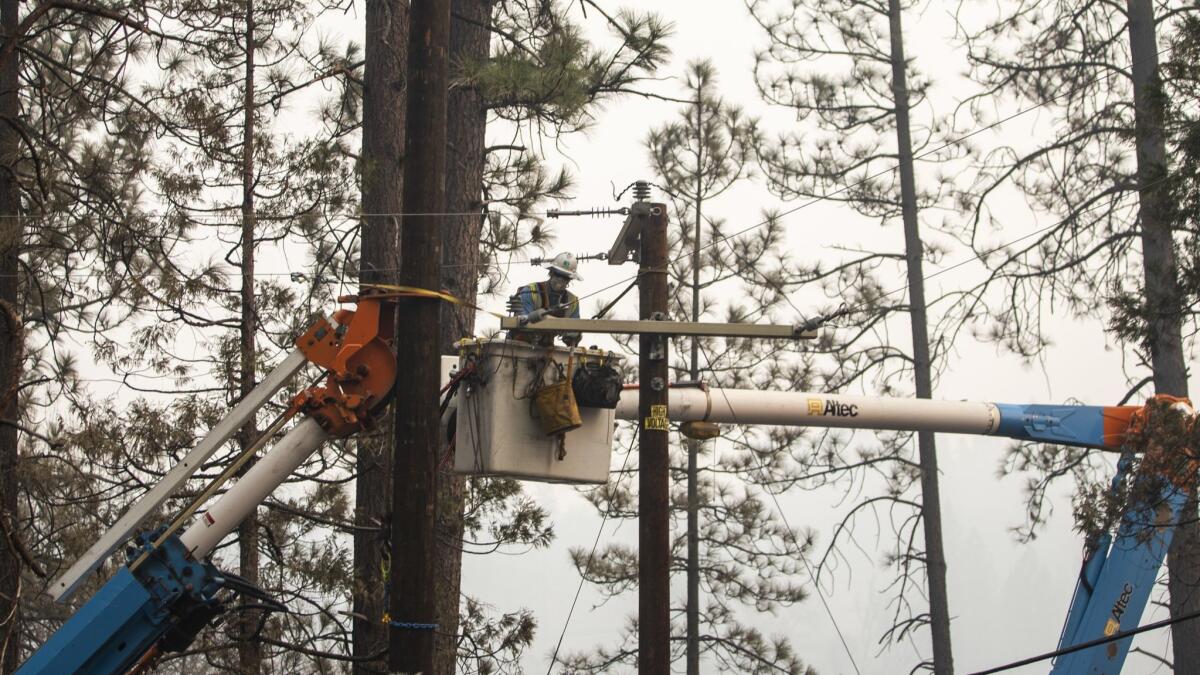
[508,252,583,347]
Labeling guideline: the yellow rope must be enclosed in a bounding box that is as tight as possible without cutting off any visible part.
[361,283,507,319]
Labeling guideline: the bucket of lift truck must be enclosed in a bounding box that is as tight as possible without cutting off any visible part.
[447,338,624,484]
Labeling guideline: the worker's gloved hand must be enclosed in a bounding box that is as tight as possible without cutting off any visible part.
[561,332,581,347]
[519,308,550,326]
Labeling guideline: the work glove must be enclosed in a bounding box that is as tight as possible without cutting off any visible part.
[561,332,581,347]
[519,308,550,325]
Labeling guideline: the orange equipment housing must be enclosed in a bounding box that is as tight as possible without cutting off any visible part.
[292,292,398,437]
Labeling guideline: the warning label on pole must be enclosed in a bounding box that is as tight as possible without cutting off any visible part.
[644,404,669,431]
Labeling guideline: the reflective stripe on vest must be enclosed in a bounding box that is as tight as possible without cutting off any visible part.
[526,281,577,315]
[525,282,544,309]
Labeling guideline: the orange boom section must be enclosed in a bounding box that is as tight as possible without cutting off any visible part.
[1101,405,1141,449]
[292,291,398,437]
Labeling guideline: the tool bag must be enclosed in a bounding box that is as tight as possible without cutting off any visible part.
[571,356,623,409]
[532,353,582,436]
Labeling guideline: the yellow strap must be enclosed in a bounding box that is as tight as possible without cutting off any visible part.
[361,283,507,319]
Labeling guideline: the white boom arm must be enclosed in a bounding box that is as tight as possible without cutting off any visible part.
[179,417,330,559]
[613,386,1131,450]
[614,387,1001,434]
[51,349,310,602]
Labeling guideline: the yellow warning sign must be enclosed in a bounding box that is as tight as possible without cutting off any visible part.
[645,404,669,431]
[644,416,669,431]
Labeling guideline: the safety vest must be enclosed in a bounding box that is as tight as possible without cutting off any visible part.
[524,282,578,316]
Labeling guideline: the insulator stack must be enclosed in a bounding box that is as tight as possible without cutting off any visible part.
[547,207,629,219]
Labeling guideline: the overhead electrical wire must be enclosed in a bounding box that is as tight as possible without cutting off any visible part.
[30,53,1194,406]
[694,339,865,675]
[968,606,1200,674]
[545,433,638,674]
[563,43,1182,310]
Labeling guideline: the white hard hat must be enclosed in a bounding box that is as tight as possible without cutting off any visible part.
[548,252,582,280]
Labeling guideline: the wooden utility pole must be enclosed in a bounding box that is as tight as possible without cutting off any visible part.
[390,0,449,671]
[638,196,671,674]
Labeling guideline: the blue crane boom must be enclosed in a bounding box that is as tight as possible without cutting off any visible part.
[1048,398,1197,673]
[17,293,399,675]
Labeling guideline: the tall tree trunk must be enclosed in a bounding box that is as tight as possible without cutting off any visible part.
[432,1,491,672]
[353,0,407,670]
[390,0,449,669]
[0,0,20,667]
[1126,2,1198,672]
[237,2,263,671]
[887,1,953,672]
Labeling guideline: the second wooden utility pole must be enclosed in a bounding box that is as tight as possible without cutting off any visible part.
[390,0,450,672]
[638,194,671,674]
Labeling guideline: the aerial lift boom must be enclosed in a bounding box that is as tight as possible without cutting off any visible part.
[18,292,398,675]
[613,386,1198,673]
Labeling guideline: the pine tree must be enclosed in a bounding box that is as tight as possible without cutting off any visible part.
[955,2,1200,667]
[747,0,965,669]
[560,61,815,675]
[75,0,362,668]
[0,4,197,669]
[351,0,406,668]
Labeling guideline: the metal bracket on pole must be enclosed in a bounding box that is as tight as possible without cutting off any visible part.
[498,316,818,339]
[607,201,652,264]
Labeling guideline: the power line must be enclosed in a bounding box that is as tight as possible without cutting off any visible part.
[968,607,1200,675]
[566,44,1180,311]
[694,340,864,675]
[27,139,1193,403]
[52,144,1180,404]
[545,434,637,674]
